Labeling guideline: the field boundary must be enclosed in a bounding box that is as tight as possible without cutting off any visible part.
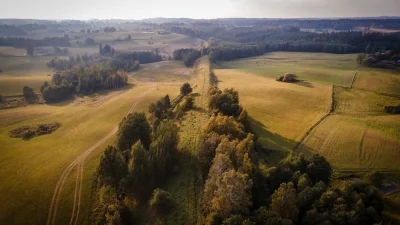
[294,85,335,152]
[350,68,361,88]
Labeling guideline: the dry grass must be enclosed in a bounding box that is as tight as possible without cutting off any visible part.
[0,61,192,224]
[334,87,400,116]
[353,68,400,96]
[218,52,358,87]
[298,114,400,169]
[215,69,332,154]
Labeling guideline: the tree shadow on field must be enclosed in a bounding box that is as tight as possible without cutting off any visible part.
[294,80,314,88]
[248,116,298,165]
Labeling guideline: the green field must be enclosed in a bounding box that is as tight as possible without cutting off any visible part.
[0,60,193,224]
[218,52,358,87]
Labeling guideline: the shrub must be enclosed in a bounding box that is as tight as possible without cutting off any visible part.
[22,86,35,99]
[149,189,174,215]
[180,82,193,95]
[384,105,400,114]
[9,122,61,140]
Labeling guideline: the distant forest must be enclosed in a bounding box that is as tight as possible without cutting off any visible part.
[160,19,400,61]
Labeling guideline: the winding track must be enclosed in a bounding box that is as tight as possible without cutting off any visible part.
[47,85,155,225]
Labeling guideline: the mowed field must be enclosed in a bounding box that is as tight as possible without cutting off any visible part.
[215,53,337,156]
[218,52,358,87]
[298,68,400,170]
[0,60,194,225]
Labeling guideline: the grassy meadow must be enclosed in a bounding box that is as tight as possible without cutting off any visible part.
[215,69,332,154]
[217,52,358,87]
[0,60,193,225]
[298,66,400,170]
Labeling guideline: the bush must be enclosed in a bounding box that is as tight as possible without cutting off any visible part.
[22,86,35,99]
[180,82,193,95]
[384,105,400,114]
[9,122,61,140]
[149,189,174,215]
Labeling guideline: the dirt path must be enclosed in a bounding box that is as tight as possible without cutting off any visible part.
[47,85,155,225]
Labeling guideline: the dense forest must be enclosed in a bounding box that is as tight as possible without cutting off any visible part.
[164,23,400,62]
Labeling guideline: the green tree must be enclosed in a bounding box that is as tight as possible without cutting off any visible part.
[116,112,151,150]
[211,169,253,219]
[40,81,49,93]
[306,154,332,184]
[97,145,127,189]
[22,86,35,99]
[271,182,299,221]
[149,189,174,215]
[363,171,383,188]
[180,82,193,95]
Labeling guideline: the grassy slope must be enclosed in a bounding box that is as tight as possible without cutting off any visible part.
[0,61,192,225]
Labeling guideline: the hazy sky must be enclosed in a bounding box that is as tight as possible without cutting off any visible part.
[0,0,399,20]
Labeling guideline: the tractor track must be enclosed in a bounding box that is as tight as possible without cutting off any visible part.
[47,85,155,225]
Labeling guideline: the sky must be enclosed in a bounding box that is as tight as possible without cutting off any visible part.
[0,0,399,20]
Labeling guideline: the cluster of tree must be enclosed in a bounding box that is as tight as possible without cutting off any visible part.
[209,87,243,117]
[104,26,117,33]
[99,44,115,56]
[357,49,400,68]
[40,66,128,102]
[117,50,162,64]
[84,38,96,45]
[94,99,180,223]
[22,86,35,100]
[46,54,95,70]
[172,48,202,67]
